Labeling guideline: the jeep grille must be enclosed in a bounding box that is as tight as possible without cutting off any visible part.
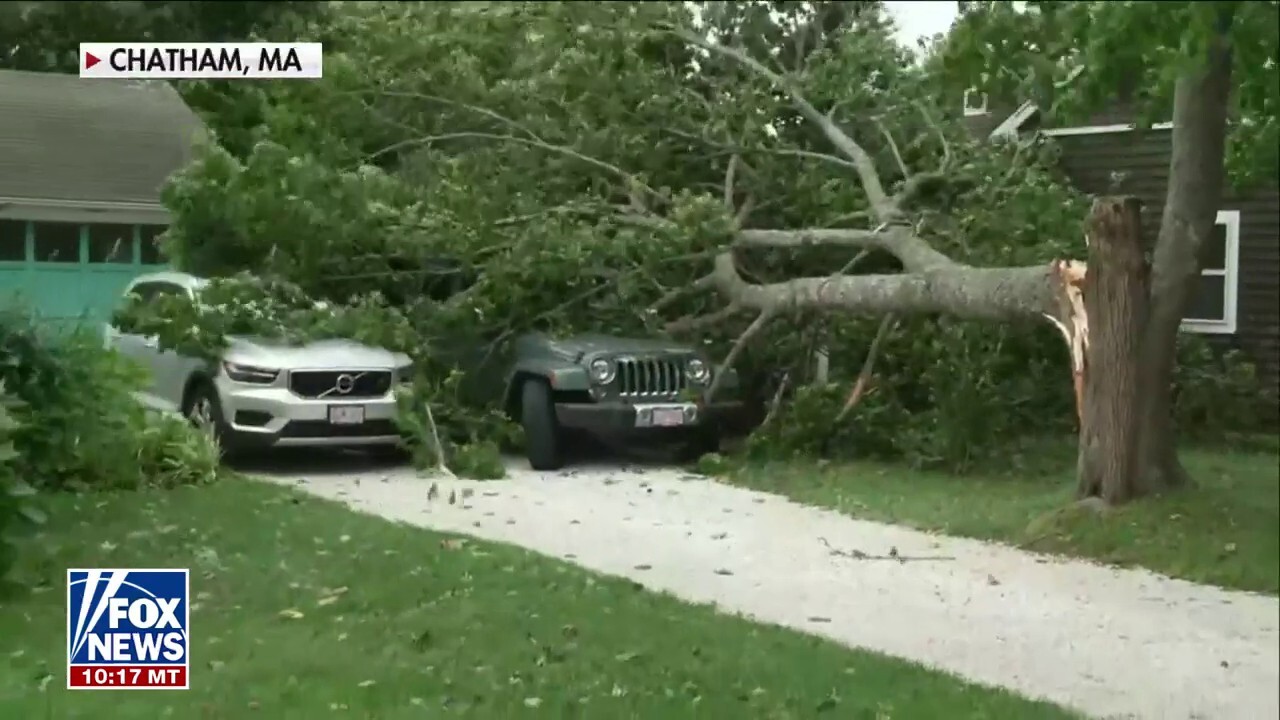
[617,358,685,397]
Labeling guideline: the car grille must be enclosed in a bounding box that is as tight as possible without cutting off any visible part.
[288,370,392,399]
[617,357,686,397]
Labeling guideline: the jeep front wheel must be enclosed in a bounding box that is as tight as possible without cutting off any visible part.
[520,380,564,470]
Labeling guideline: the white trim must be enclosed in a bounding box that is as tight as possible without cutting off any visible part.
[1042,122,1173,137]
[989,100,1039,140]
[0,196,165,212]
[982,99,1176,138]
[962,89,988,117]
[1181,210,1240,335]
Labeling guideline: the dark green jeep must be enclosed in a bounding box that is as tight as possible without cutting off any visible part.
[500,333,741,470]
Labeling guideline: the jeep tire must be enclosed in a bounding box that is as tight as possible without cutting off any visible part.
[520,380,564,470]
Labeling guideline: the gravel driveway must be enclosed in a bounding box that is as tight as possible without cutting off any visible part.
[250,455,1280,720]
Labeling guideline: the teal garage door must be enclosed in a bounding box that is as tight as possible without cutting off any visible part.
[0,219,169,328]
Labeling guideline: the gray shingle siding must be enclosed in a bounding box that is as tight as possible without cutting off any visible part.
[0,69,206,206]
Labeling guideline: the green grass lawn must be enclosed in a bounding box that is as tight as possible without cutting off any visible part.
[0,480,1077,719]
[727,446,1280,594]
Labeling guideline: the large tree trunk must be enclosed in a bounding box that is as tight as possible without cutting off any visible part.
[1133,8,1235,492]
[1077,198,1148,502]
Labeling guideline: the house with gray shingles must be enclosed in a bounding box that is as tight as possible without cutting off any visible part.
[961,91,1280,394]
[0,69,204,325]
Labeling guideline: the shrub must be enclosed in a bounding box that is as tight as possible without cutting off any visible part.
[134,412,222,489]
[1174,337,1277,440]
[744,320,1273,474]
[0,310,219,491]
[0,381,44,583]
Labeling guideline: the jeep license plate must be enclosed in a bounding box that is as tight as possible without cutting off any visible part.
[328,405,365,425]
[651,408,685,427]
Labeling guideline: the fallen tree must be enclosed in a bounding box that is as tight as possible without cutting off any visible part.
[121,2,1270,491]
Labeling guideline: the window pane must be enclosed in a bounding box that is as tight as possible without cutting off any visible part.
[88,224,135,264]
[0,220,26,261]
[1184,274,1226,322]
[139,225,168,265]
[1199,221,1227,270]
[32,222,81,263]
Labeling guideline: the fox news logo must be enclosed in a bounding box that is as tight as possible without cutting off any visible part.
[79,42,322,79]
[67,569,189,690]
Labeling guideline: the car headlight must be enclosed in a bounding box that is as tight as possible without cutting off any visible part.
[222,361,279,384]
[686,358,711,384]
[395,364,415,384]
[589,358,615,384]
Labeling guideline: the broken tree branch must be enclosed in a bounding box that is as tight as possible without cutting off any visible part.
[761,370,791,427]
[733,195,757,227]
[835,313,896,423]
[723,154,739,211]
[709,252,1061,321]
[670,27,898,222]
[819,537,955,562]
[705,308,775,402]
[874,117,910,178]
[764,147,862,171]
[653,274,715,312]
[421,402,456,479]
[665,303,743,334]
[736,226,958,273]
[367,89,544,142]
[914,100,952,170]
[367,132,664,203]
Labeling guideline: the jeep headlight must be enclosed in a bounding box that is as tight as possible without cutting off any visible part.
[589,358,615,384]
[686,358,711,384]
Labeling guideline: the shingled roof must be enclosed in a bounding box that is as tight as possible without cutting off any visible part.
[0,69,206,206]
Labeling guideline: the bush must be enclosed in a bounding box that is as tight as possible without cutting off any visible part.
[0,381,44,583]
[1174,337,1277,439]
[0,310,219,492]
[744,320,1273,474]
[134,413,222,489]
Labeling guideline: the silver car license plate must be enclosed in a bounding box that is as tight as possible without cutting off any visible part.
[328,405,365,425]
[651,407,685,427]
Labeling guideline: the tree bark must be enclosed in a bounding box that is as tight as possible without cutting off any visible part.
[1077,198,1148,502]
[709,252,1060,321]
[1133,8,1235,491]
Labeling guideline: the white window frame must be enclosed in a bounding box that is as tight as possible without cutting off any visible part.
[1181,210,1240,335]
[962,89,988,117]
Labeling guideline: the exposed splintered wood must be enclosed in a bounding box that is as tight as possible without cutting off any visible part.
[1046,260,1088,424]
[1076,198,1148,503]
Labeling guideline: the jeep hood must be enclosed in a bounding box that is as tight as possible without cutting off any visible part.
[224,336,411,370]
[536,333,695,359]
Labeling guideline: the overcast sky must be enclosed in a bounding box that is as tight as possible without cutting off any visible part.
[886,1,960,48]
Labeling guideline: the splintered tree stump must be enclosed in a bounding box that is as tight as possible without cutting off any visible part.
[1076,197,1149,504]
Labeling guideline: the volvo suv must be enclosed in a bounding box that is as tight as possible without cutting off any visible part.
[105,272,412,453]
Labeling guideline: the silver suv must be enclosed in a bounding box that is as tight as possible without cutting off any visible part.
[105,271,412,452]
